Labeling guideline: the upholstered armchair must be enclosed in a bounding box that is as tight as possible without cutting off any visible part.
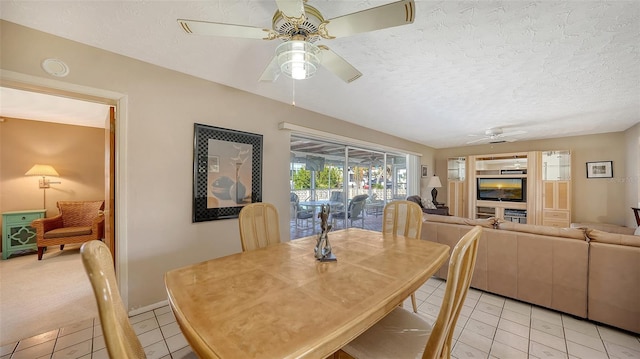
[32,200,105,260]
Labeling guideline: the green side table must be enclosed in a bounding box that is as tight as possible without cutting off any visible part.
[2,209,46,260]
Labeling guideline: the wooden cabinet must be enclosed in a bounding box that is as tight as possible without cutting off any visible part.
[447,157,466,217]
[476,202,528,223]
[454,150,571,228]
[2,210,46,259]
[540,151,571,227]
[542,180,571,227]
[447,180,465,217]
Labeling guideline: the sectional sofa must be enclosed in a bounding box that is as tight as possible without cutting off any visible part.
[421,214,640,334]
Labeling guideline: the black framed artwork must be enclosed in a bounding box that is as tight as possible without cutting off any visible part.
[586,161,613,179]
[193,123,263,222]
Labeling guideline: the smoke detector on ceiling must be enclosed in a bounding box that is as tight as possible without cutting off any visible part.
[41,58,69,77]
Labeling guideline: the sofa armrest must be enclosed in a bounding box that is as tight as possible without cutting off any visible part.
[92,214,105,239]
[32,215,64,236]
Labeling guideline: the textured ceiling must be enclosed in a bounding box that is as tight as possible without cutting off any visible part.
[1,1,639,148]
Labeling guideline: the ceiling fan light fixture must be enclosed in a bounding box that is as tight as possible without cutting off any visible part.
[276,40,322,80]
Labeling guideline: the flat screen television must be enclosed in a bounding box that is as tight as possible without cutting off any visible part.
[477,178,526,202]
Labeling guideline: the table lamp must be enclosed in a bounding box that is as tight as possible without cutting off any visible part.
[427,175,442,206]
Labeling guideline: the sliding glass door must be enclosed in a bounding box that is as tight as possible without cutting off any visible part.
[289,136,409,239]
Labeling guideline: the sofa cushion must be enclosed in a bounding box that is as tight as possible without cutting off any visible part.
[44,226,92,239]
[498,221,586,240]
[586,229,640,247]
[423,214,495,228]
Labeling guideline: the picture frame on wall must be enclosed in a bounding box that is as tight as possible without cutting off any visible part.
[421,165,429,178]
[193,123,263,222]
[586,161,613,179]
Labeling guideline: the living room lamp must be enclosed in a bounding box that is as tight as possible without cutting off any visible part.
[427,175,442,206]
[25,164,61,208]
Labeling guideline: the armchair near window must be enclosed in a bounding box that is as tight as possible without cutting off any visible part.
[32,200,105,260]
[332,194,369,228]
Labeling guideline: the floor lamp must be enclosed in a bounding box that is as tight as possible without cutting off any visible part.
[427,175,442,207]
[25,164,61,209]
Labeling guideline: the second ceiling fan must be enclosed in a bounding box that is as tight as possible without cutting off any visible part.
[178,0,415,83]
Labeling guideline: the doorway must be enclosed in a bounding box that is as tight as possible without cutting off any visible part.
[0,85,116,258]
[0,84,119,342]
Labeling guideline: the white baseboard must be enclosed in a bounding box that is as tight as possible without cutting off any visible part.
[128,300,169,317]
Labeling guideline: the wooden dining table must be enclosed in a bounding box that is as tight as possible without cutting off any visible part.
[164,228,450,359]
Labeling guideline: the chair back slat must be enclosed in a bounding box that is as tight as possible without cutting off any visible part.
[239,203,280,252]
[423,225,482,359]
[81,240,146,358]
[383,200,423,239]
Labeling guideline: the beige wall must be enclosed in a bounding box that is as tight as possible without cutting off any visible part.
[625,122,640,227]
[0,20,434,311]
[435,131,634,226]
[0,118,105,251]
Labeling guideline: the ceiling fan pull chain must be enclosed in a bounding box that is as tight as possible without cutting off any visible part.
[292,77,296,107]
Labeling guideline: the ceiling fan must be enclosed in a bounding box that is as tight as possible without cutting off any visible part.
[466,128,527,144]
[177,0,415,83]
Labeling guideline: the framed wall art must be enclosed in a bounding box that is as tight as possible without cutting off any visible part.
[586,161,613,179]
[421,165,429,178]
[193,123,263,222]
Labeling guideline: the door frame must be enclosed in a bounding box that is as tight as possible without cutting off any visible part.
[0,69,130,307]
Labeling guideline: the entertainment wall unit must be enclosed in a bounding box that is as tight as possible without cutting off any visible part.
[448,151,571,227]
[470,152,533,223]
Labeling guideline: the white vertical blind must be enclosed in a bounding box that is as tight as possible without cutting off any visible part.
[407,154,420,196]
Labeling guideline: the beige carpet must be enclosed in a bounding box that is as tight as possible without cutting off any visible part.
[0,244,98,346]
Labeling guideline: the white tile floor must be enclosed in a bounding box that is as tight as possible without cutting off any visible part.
[2,278,639,359]
[408,278,640,359]
[0,305,196,359]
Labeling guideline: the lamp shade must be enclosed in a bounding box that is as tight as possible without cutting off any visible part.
[25,164,59,177]
[427,175,442,188]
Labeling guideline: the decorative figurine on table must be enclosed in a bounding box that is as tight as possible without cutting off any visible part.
[315,204,337,262]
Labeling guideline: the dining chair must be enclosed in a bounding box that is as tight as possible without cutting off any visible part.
[238,202,280,251]
[80,240,146,359]
[329,191,344,203]
[290,192,314,229]
[382,200,424,313]
[341,225,483,359]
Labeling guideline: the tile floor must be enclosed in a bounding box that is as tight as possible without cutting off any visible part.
[0,305,196,359]
[2,278,639,359]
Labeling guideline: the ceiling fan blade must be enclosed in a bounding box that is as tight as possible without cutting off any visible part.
[466,137,489,144]
[177,19,274,39]
[259,56,281,82]
[501,130,527,137]
[276,0,305,19]
[323,0,415,38]
[318,46,362,83]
